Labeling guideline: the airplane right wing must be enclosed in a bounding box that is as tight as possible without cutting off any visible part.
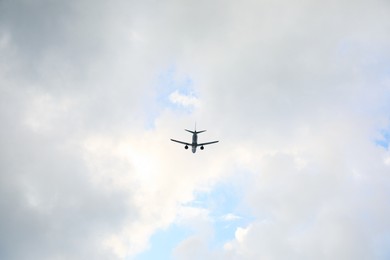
[171,139,191,146]
[198,140,219,146]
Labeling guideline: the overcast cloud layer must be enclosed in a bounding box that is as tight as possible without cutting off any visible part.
[1,0,390,259]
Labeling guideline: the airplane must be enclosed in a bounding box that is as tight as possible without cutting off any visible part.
[171,126,219,153]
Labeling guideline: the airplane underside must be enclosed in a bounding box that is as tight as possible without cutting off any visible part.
[171,127,219,153]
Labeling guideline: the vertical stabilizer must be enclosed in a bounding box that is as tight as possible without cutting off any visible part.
[185,122,205,134]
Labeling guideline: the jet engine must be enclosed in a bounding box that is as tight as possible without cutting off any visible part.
[200,146,204,150]
[185,145,188,149]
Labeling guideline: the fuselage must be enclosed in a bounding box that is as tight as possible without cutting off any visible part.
[192,133,198,153]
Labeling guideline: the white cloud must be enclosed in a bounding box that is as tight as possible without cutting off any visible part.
[169,90,200,108]
[222,213,241,222]
[385,154,390,166]
[23,93,75,133]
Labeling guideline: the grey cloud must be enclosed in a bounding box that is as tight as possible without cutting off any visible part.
[0,89,135,259]
[0,1,143,258]
[169,0,390,138]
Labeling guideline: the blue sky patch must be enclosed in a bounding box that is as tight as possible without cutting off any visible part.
[136,224,191,260]
[202,182,254,248]
[155,66,197,110]
[136,180,254,259]
[184,181,254,248]
[144,66,198,129]
[375,129,390,149]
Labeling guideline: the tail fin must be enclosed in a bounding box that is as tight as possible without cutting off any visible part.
[185,129,195,134]
[194,122,206,134]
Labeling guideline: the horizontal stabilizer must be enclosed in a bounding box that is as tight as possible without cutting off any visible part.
[185,129,206,134]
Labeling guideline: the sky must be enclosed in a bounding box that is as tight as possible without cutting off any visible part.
[1,0,390,259]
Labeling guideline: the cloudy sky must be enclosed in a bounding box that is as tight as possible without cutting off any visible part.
[1,0,390,259]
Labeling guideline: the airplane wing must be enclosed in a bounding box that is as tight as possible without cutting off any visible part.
[198,141,219,146]
[171,139,191,146]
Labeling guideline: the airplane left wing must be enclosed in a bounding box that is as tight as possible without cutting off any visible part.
[171,139,190,146]
[198,140,219,146]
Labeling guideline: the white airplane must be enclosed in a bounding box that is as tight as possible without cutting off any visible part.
[171,127,219,153]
